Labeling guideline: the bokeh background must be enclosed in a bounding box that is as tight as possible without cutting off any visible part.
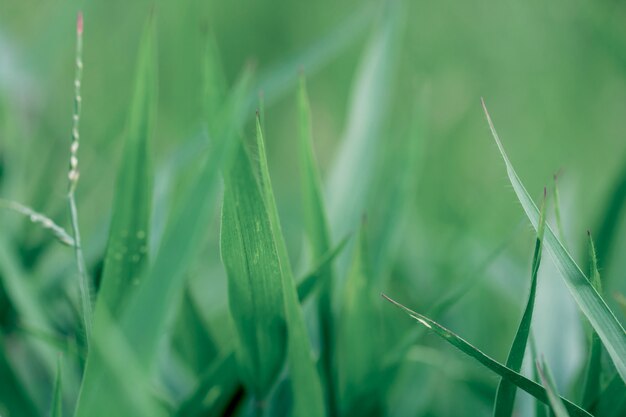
[1,0,626,416]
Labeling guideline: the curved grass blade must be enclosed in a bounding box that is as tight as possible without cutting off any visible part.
[52,356,63,417]
[536,360,571,417]
[382,295,592,417]
[493,191,546,417]
[255,116,327,417]
[481,99,626,383]
[298,74,337,414]
[297,236,349,302]
[582,232,604,411]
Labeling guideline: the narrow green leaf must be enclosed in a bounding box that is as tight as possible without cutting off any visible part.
[493,191,547,417]
[255,116,327,417]
[174,246,345,417]
[594,373,626,417]
[0,333,39,417]
[297,237,349,302]
[529,336,549,417]
[382,295,593,417]
[96,13,156,319]
[298,74,337,414]
[336,223,383,415]
[553,173,567,246]
[220,141,287,399]
[481,99,626,383]
[581,232,603,411]
[51,356,63,417]
[537,360,571,417]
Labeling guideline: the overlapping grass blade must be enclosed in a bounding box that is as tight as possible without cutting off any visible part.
[297,74,336,413]
[552,174,567,245]
[481,99,626,383]
[582,232,604,411]
[297,237,349,302]
[96,13,156,318]
[336,224,384,415]
[220,140,287,399]
[174,244,346,417]
[74,15,160,417]
[382,295,592,417]
[52,356,63,417]
[493,191,546,417]
[537,360,571,417]
[594,373,626,417]
[255,116,327,417]
[529,337,549,417]
[0,334,39,417]
[326,1,405,267]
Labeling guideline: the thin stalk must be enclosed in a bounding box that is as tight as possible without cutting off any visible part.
[0,198,74,246]
[68,12,93,349]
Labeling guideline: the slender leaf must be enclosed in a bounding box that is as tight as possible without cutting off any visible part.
[255,116,327,417]
[493,191,546,417]
[481,99,626,383]
[537,360,571,417]
[298,74,336,414]
[382,295,592,417]
[582,232,604,411]
[51,356,63,417]
[220,141,287,399]
[529,336,549,417]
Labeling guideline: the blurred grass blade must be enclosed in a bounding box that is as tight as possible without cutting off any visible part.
[174,245,344,417]
[481,99,626,383]
[96,12,156,319]
[493,191,546,417]
[0,334,39,417]
[581,232,603,411]
[52,356,63,417]
[327,1,405,264]
[382,295,592,417]
[594,373,626,417]
[220,141,287,399]
[537,360,571,417]
[297,236,349,302]
[120,65,252,369]
[529,336,549,417]
[336,223,384,414]
[255,116,327,417]
[553,174,567,246]
[298,74,337,413]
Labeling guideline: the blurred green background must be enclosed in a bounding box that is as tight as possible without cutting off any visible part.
[1,0,626,416]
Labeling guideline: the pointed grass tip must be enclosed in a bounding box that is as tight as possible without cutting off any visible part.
[77,12,84,35]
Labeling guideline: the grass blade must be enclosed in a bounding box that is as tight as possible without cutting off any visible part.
[52,356,63,417]
[255,116,327,417]
[220,141,287,400]
[529,336,549,417]
[481,99,626,383]
[581,232,604,411]
[493,190,547,417]
[0,334,39,417]
[96,11,156,319]
[382,295,592,417]
[298,74,337,413]
[536,360,571,417]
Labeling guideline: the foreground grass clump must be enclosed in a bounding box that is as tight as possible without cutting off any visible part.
[0,3,625,417]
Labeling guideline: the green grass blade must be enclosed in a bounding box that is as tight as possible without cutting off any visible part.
[255,116,327,417]
[481,99,626,383]
[382,295,593,417]
[553,174,567,246]
[536,360,571,417]
[0,334,39,417]
[529,336,549,417]
[220,141,287,399]
[336,223,384,414]
[52,356,63,417]
[120,66,252,369]
[326,1,405,258]
[298,74,337,414]
[594,373,626,417]
[297,237,349,302]
[493,191,546,417]
[96,13,156,319]
[582,232,604,410]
